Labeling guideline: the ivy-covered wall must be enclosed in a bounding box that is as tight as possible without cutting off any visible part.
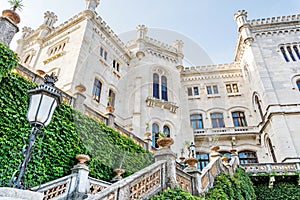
[251,175,300,200]
[151,187,203,200]
[0,43,153,187]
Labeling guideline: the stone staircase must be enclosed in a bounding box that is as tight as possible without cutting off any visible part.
[31,147,239,200]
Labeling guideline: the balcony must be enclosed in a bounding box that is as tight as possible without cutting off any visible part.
[242,162,300,175]
[194,126,259,136]
[146,96,178,113]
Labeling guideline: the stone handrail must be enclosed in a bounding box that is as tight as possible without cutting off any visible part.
[88,177,111,195]
[194,126,259,136]
[87,160,167,200]
[32,174,74,200]
[242,162,300,174]
[176,167,193,193]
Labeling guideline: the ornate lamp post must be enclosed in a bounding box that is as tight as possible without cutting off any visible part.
[185,142,198,170]
[11,73,62,189]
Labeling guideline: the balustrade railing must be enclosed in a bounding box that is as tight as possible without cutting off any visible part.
[87,160,167,200]
[242,162,300,174]
[175,168,193,193]
[194,126,259,135]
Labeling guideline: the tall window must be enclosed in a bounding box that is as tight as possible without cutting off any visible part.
[153,74,160,99]
[92,79,102,103]
[190,114,203,130]
[287,46,296,61]
[163,125,170,137]
[232,111,247,127]
[100,46,108,61]
[211,113,225,128]
[161,76,168,101]
[196,153,209,171]
[152,123,159,148]
[280,47,289,62]
[108,89,116,107]
[297,80,300,91]
[238,151,258,164]
[255,95,264,121]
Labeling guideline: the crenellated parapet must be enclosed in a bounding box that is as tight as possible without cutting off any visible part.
[250,14,300,26]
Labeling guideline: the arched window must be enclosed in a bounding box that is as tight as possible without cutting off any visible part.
[161,76,168,101]
[153,74,160,99]
[255,96,264,121]
[232,111,247,127]
[196,152,209,171]
[24,54,31,64]
[152,123,159,148]
[92,79,102,103]
[238,151,258,164]
[108,89,115,107]
[163,125,170,137]
[190,114,203,130]
[266,137,277,163]
[296,80,300,91]
[211,113,225,128]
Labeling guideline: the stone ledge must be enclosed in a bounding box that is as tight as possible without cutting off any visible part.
[0,187,43,200]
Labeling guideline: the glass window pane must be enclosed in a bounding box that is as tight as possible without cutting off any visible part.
[193,87,199,95]
[213,85,218,94]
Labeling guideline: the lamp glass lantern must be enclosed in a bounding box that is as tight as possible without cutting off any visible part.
[190,142,196,158]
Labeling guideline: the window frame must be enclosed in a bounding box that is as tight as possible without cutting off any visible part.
[196,152,209,171]
[238,151,258,164]
[232,111,247,127]
[92,79,102,103]
[190,114,204,130]
[211,112,225,128]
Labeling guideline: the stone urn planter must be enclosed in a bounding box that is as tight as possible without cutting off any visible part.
[144,131,151,141]
[75,154,90,165]
[230,149,238,156]
[112,168,125,182]
[75,84,86,92]
[157,137,174,148]
[185,157,198,168]
[106,105,114,113]
[222,156,229,162]
[210,145,220,152]
[2,9,20,24]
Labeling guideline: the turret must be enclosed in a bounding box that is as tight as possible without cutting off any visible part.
[85,0,100,11]
[38,11,58,38]
[135,25,148,59]
[234,10,253,44]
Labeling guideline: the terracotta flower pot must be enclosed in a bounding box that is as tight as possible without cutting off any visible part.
[185,157,198,168]
[2,9,20,24]
[112,168,125,182]
[75,154,90,164]
[157,137,174,148]
[106,105,114,113]
[75,84,86,92]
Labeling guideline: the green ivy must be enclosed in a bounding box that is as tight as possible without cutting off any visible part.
[151,187,203,200]
[0,42,18,82]
[252,175,300,200]
[205,168,256,200]
[0,43,153,187]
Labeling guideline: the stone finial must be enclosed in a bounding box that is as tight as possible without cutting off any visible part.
[43,11,58,28]
[85,0,100,11]
[234,10,248,27]
[21,26,33,39]
[136,24,148,39]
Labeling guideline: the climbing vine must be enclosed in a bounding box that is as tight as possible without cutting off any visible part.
[151,187,203,200]
[0,43,153,187]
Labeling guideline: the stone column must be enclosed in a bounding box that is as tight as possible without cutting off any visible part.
[0,187,43,200]
[69,154,90,200]
[154,148,177,189]
[0,17,19,47]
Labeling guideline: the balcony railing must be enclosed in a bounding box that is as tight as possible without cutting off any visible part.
[241,162,300,174]
[194,126,259,136]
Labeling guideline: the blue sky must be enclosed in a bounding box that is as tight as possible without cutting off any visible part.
[2,0,300,65]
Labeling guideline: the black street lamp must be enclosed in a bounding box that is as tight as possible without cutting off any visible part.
[189,142,196,158]
[11,73,62,189]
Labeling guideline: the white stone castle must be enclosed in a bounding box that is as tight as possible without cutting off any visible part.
[13,0,300,169]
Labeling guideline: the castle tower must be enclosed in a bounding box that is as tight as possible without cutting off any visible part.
[135,25,148,58]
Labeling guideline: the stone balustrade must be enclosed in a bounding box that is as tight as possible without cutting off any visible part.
[87,160,167,200]
[242,162,300,175]
[194,126,259,136]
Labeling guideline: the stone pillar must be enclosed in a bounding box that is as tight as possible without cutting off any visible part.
[154,148,177,189]
[0,16,19,47]
[187,170,202,196]
[73,92,87,113]
[69,154,90,200]
[0,187,43,200]
[106,112,115,128]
